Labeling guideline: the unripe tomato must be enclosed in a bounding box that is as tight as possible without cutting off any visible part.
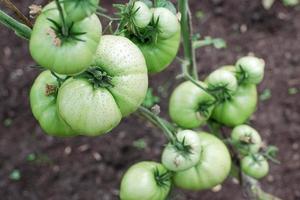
[169,81,215,129]
[64,0,100,22]
[137,29,180,73]
[241,154,269,179]
[152,7,180,39]
[162,130,202,171]
[30,70,75,136]
[206,68,238,97]
[211,84,258,127]
[57,35,148,136]
[173,132,231,190]
[231,124,262,155]
[120,161,171,200]
[132,1,152,28]
[236,56,265,85]
[30,2,102,75]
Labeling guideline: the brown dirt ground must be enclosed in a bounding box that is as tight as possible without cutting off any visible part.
[0,0,299,199]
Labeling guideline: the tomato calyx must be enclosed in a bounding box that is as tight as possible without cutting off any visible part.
[197,100,216,118]
[236,64,250,85]
[47,18,87,44]
[153,168,172,187]
[207,84,233,102]
[76,66,114,89]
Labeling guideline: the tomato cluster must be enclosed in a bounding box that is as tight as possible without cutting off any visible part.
[29,1,148,137]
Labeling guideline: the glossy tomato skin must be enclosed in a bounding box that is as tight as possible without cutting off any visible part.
[162,130,202,171]
[135,28,181,73]
[173,132,231,190]
[30,70,75,137]
[169,81,215,129]
[64,0,99,22]
[236,56,265,85]
[120,161,171,200]
[211,84,258,127]
[231,124,262,155]
[30,2,102,75]
[241,154,269,179]
[153,7,180,39]
[132,1,152,28]
[57,35,148,136]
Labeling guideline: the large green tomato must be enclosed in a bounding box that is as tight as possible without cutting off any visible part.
[211,84,258,127]
[30,70,75,137]
[169,81,215,129]
[231,124,262,155]
[161,130,202,172]
[241,154,269,179]
[132,1,152,28]
[135,30,180,73]
[173,132,231,190]
[63,0,100,22]
[120,161,171,200]
[236,56,265,85]
[30,2,102,75]
[57,35,148,136]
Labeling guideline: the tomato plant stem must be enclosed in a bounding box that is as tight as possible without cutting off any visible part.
[55,0,68,36]
[0,0,33,28]
[178,0,198,80]
[0,10,31,40]
[138,106,177,144]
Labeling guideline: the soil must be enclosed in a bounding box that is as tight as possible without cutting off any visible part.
[0,0,299,200]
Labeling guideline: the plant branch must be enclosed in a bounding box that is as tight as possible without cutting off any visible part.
[0,9,31,40]
[0,0,32,28]
[138,106,177,144]
[178,0,198,79]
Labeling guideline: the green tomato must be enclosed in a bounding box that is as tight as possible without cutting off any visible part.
[30,2,102,75]
[162,130,202,171]
[120,161,171,200]
[132,1,152,28]
[169,81,215,129]
[63,0,100,22]
[231,124,262,155]
[153,7,180,39]
[211,84,258,127]
[136,29,180,73]
[173,132,231,190]
[57,35,148,136]
[206,68,238,96]
[241,154,269,179]
[30,70,75,137]
[236,56,265,85]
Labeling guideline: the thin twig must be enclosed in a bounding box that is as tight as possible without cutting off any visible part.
[1,0,32,28]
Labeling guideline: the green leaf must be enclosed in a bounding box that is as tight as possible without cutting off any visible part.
[9,169,21,181]
[3,118,13,127]
[142,88,160,108]
[156,0,177,14]
[259,88,272,101]
[132,139,147,149]
[282,0,299,6]
[288,87,298,95]
[196,10,205,20]
[26,153,36,162]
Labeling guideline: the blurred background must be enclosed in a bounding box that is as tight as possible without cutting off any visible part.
[0,0,299,199]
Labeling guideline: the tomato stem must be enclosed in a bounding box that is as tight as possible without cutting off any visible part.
[138,106,177,144]
[55,0,68,36]
[178,0,198,80]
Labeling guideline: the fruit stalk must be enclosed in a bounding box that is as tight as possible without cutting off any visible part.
[0,0,32,27]
[0,9,31,40]
[55,0,68,36]
[178,0,198,79]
